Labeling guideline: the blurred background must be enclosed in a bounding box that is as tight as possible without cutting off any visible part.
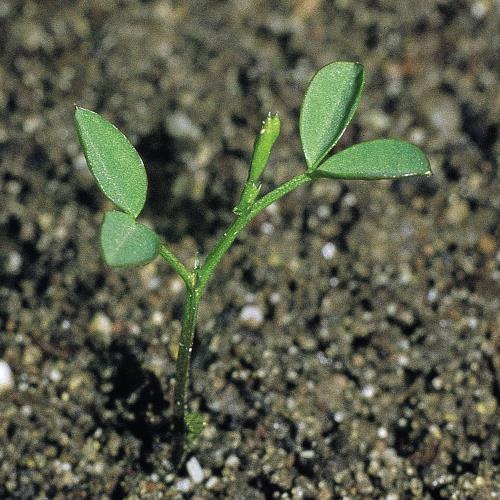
[0,0,498,497]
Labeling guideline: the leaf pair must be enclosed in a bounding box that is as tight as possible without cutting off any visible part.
[299,62,430,179]
[75,107,160,267]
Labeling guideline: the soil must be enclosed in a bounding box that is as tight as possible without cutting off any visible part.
[1,1,499,498]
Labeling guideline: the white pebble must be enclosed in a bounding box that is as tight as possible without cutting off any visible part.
[397,354,409,367]
[175,478,192,493]
[186,456,204,484]
[333,411,345,423]
[427,288,438,302]
[342,193,357,207]
[317,205,331,219]
[269,292,281,304]
[329,277,339,288]
[377,427,388,439]
[148,276,161,290]
[49,369,62,383]
[321,242,337,260]
[432,377,443,390]
[225,454,240,469]
[0,361,14,392]
[362,384,375,399]
[467,317,478,329]
[151,311,164,326]
[205,476,221,491]
[5,252,22,274]
[261,222,274,235]
[240,305,264,329]
[471,1,488,19]
[89,313,112,336]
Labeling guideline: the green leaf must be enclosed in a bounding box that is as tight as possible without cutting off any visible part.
[300,61,365,170]
[184,412,206,446]
[75,107,147,218]
[314,139,431,180]
[100,211,160,267]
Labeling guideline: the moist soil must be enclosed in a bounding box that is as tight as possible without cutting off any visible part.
[0,1,499,498]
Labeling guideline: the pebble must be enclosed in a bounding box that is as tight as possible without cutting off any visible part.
[363,109,390,132]
[49,368,62,383]
[225,454,240,469]
[321,242,337,260]
[205,476,222,491]
[361,384,375,399]
[422,91,461,138]
[4,251,22,274]
[175,478,192,493]
[377,427,388,439]
[89,312,113,345]
[445,199,470,224]
[186,456,204,484]
[165,111,202,141]
[239,305,264,329]
[478,234,496,256]
[0,361,14,392]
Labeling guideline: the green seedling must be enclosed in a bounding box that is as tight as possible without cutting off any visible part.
[75,61,430,463]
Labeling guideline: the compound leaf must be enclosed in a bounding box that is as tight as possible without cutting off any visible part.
[315,139,431,180]
[75,107,147,218]
[300,61,365,170]
[101,211,160,267]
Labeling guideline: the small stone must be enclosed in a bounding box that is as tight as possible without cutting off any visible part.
[205,476,222,491]
[0,361,14,392]
[422,92,461,138]
[361,384,375,398]
[49,369,62,383]
[321,242,337,260]
[295,334,318,352]
[478,234,496,256]
[445,199,470,225]
[377,427,388,439]
[151,311,164,326]
[4,251,22,275]
[165,112,202,141]
[168,342,179,361]
[363,109,390,132]
[175,478,192,493]
[89,313,113,345]
[476,398,496,416]
[239,305,264,329]
[23,345,42,366]
[334,411,345,423]
[225,454,240,469]
[186,456,204,484]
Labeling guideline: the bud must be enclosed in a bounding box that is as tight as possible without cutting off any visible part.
[248,113,281,182]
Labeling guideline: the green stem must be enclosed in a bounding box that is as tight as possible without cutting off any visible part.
[197,172,311,291]
[159,244,194,291]
[170,171,312,464]
[172,285,201,465]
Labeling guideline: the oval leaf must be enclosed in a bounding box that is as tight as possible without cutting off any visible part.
[300,62,365,170]
[101,211,160,267]
[75,107,147,218]
[314,139,431,180]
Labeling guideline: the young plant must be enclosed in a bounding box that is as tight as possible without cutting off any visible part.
[75,61,430,463]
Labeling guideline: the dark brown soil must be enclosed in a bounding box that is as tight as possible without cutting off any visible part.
[0,1,499,498]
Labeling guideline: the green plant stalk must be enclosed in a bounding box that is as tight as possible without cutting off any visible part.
[165,171,312,462]
[159,244,194,291]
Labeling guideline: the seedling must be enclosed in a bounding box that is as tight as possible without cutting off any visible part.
[75,61,430,463]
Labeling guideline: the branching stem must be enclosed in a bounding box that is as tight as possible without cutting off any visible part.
[159,244,195,291]
[170,171,312,464]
